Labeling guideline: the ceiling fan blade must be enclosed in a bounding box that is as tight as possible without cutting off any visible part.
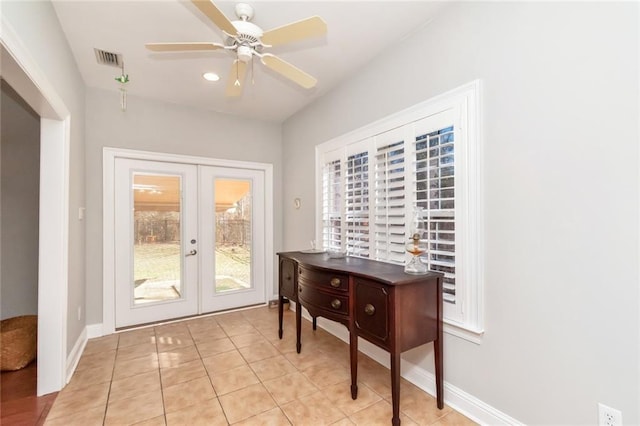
[261,16,327,47]
[145,42,224,52]
[226,60,247,97]
[261,53,317,89]
[191,0,237,36]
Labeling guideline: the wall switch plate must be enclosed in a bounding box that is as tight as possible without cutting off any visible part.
[599,403,622,426]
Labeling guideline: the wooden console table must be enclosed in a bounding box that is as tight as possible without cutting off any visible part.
[278,251,444,426]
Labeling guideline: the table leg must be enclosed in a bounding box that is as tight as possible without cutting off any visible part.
[312,316,317,330]
[435,279,444,409]
[295,302,302,353]
[434,338,443,409]
[278,296,284,339]
[349,330,358,399]
[391,352,401,426]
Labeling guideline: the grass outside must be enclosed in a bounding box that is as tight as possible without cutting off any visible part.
[134,243,250,296]
[214,245,251,291]
[134,243,181,285]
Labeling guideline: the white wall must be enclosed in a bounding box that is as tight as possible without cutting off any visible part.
[84,87,283,325]
[282,2,639,424]
[0,81,40,320]
[2,0,87,355]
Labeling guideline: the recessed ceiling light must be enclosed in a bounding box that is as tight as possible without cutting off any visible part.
[203,72,220,82]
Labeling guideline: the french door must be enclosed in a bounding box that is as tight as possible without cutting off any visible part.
[114,158,266,328]
[199,166,265,313]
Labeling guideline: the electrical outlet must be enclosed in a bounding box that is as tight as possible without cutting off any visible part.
[598,403,622,426]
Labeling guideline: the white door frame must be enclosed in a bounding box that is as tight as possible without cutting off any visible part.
[103,147,274,334]
[1,18,70,395]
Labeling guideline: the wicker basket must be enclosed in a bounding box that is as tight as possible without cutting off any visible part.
[1,315,37,371]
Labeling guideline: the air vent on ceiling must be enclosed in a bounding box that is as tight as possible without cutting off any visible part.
[94,48,123,68]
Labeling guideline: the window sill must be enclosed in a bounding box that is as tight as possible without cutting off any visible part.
[444,320,484,345]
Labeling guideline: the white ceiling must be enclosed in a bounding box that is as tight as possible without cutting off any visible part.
[52,1,446,123]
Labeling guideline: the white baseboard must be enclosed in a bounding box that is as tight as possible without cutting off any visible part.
[293,303,522,425]
[64,323,105,385]
[65,327,87,384]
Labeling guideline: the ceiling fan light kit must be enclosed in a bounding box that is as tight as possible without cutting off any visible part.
[145,1,327,97]
[236,45,253,63]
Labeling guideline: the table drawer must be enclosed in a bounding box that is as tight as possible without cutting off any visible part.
[298,266,348,292]
[298,282,349,316]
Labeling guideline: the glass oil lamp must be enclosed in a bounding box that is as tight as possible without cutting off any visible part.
[405,207,428,274]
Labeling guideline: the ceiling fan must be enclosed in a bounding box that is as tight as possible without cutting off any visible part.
[145,1,327,96]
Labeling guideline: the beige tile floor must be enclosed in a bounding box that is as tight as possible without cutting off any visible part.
[44,306,477,426]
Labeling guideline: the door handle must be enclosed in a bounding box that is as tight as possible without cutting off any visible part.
[186,249,197,257]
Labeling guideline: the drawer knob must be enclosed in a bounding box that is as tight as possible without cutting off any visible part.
[331,299,342,309]
[364,304,376,316]
[330,278,341,288]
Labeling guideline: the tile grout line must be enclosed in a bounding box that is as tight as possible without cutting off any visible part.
[187,319,233,426]
[153,325,169,426]
[101,333,120,426]
[237,312,294,425]
[218,317,269,424]
[248,311,349,425]
[212,313,284,423]
[251,315,298,425]
[279,312,394,424]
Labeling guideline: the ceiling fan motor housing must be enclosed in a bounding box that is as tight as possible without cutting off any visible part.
[224,19,264,58]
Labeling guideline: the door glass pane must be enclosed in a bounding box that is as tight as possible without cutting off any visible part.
[214,179,251,293]
[133,173,182,304]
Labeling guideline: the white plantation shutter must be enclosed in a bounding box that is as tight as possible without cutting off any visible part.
[373,129,406,264]
[344,143,370,258]
[316,81,482,335]
[321,150,342,251]
[413,114,456,305]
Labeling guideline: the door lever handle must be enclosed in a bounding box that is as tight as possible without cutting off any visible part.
[186,249,197,257]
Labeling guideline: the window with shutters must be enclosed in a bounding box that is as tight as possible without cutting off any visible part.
[373,131,406,265]
[345,149,370,258]
[414,124,456,304]
[321,154,342,252]
[315,81,483,340]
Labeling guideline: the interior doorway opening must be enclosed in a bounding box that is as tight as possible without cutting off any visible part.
[0,79,46,424]
[2,27,71,399]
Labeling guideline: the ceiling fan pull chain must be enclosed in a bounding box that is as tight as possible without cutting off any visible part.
[251,55,255,85]
[234,57,241,87]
